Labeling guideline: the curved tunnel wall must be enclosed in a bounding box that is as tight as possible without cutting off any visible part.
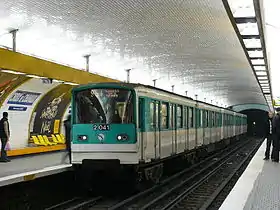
[241,109,268,137]
[230,103,270,113]
[0,71,73,155]
[230,104,270,138]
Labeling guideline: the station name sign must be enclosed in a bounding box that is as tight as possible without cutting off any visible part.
[7,90,41,106]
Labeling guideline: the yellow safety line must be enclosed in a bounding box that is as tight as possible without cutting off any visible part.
[7,144,66,156]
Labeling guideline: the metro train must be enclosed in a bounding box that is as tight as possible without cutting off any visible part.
[70,82,247,183]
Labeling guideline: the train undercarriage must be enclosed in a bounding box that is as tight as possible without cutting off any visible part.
[73,134,246,194]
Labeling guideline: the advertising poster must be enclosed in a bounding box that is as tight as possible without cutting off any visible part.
[0,72,29,106]
[29,84,72,138]
[273,97,280,107]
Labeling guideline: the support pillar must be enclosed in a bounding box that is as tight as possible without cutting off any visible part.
[152,79,157,87]
[84,54,91,72]
[171,85,174,92]
[126,69,131,83]
[9,29,18,52]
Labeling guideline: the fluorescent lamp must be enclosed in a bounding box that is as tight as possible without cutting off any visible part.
[254,66,266,71]
[259,80,268,83]
[258,76,268,80]
[26,74,46,79]
[248,50,263,58]
[251,59,265,65]
[256,71,267,76]
[243,39,261,48]
[237,23,259,35]
[227,0,255,17]
[64,82,79,85]
[53,79,64,83]
[1,69,26,75]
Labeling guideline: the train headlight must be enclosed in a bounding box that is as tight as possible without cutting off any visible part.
[78,135,88,141]
[116,134,129,141]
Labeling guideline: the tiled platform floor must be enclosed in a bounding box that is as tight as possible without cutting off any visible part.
[219,139,280,210]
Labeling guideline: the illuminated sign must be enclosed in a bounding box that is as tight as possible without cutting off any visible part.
[7,90,41,106]
[274,97,280,107]
[8,106,27,111]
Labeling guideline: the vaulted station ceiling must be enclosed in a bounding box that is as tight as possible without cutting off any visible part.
[0,0,268,108]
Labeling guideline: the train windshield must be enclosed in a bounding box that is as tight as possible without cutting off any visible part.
[75,88,134,124]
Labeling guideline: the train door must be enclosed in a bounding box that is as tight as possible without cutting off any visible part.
[185,106,189,150]
[221,112,224,139]
[151,101,160,159]
[138,98,145,161]
[170,104,177,154]
[209,111,212,143]
[195,107,198,147]
[202,110,205,144]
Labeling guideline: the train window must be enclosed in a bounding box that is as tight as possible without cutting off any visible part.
[150,102,155,128]
[138,98,143,128]
[215,113,217,126]
[205,110,208,127]
[74,88,134,124]
[189,107,194,128]
[169,104,176,128]
[184,107,188,128]
[200,110,203,127]
[161,103,168,129]
[172,105,176,128]
[177,105,183,128]
[212,112,215,127]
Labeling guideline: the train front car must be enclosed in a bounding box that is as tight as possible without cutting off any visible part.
[71,83,138,172]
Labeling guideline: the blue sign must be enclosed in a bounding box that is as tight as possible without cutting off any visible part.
[7,90,41,106]
[8,106,27,111]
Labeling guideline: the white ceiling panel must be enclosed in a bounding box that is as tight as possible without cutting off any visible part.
[0,0,265,106]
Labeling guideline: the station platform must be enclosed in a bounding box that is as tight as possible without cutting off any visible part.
[219,139,280,210]
[0,151,72,187]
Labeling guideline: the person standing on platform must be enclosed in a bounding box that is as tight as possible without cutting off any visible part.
[271,108,280,162]
[63,114,71,162]
[264,111,274,160]
[0,112,10,162]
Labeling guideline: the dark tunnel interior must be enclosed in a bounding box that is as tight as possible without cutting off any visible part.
[241,109,268,137]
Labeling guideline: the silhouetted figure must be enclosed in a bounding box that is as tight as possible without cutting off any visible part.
[0,112,10,162]
[264,111,274,160]
[271,108,280,162]
[112,109,122,123]
[64,114,71,162]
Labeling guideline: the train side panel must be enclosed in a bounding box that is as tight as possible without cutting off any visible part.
[136,87,247,164]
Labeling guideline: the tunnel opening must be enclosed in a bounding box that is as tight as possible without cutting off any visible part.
[240,109,268,138]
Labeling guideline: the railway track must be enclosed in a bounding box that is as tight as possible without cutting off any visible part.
[109,137,262,210]
[45,196,103,210]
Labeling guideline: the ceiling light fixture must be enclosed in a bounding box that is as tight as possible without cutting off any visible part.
[251,59,265,65]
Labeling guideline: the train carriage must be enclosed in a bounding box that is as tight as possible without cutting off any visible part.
[70,82,247,183]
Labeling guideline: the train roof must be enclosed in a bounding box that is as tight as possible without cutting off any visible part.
[73,82,246,117]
